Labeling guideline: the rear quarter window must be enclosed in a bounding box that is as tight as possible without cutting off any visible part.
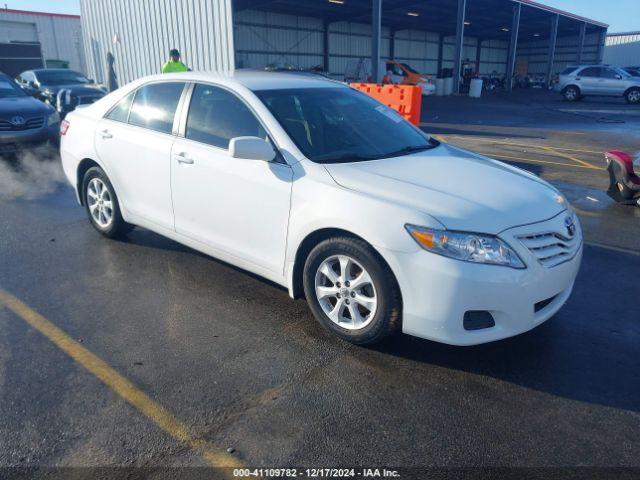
[561,67,579,75]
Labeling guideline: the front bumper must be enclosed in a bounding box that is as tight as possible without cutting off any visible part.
[0,124,59,153]
[383,211,583,346]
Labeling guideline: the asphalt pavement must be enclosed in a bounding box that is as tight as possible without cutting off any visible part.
[0,91,639,476]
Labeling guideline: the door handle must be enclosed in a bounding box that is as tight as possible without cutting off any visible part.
[173,152,194,164]
[100,129,113,139]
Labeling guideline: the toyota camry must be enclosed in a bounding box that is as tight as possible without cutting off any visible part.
[60,71,582,345]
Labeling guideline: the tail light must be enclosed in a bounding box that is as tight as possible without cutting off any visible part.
[60,120,70,135]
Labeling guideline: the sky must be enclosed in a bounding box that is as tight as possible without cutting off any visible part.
[7,0,640,32]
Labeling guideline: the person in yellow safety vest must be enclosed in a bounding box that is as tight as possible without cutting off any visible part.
[162,49,188,73]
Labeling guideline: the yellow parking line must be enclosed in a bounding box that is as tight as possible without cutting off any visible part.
[481,152,604,170]
[425,131,603,155]
[0,287,241,471]
[540,146,600,170]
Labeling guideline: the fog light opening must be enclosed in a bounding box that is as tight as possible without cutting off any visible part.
[463,311,495,331]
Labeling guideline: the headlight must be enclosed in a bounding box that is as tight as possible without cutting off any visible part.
[405,224,526,269]
[47,111,60,126]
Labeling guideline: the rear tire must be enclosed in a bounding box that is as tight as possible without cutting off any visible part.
[303,237,401,345]
[82,166,134,238]
[625,88,640,104]
[563,86,580,102]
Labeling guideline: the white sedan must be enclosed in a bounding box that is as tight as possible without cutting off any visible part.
[60,71,582,345]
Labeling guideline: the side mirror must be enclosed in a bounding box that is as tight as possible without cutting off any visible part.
[615,74,623,80]
[229,136,276,162]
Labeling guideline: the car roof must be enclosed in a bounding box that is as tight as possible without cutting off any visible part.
[31,68,83,74]
[140,69,346,91]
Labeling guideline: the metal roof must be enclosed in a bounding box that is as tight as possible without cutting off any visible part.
[0,8,80,19]
[234,0,607,39]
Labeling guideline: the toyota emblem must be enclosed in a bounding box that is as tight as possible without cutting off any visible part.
[564,216,576,237]
[10,116,25,126]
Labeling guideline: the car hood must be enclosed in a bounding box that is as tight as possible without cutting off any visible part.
[0,95,53,118]
[323,144,567,234]
[41,83,106,96]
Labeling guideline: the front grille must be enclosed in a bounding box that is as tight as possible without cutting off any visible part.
[518,229,580,268]
[0,117,45,131]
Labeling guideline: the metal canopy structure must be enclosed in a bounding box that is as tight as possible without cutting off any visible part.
[235,0,605,39]
[234,0,608,92]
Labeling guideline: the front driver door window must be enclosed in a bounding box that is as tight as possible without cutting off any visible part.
[170,83,293,275]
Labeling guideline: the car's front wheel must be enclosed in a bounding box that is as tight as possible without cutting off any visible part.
[563,86,580,102]
[625,88,640,104]
[303,237,401,345]
[82,166,133,238]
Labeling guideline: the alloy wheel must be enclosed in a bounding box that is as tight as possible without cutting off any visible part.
[87,178,113,228]
[314,254,378,330]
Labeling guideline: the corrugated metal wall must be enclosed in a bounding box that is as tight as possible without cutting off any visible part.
[0,10,84,72]
[80,0,234,86]
[517,32,601,76]
[234,9,507,78]
[235,9,323,70]
[604,33,640,67]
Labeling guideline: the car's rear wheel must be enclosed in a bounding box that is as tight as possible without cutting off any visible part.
[563,86,580,102]
[82,166,133,238]
[625,88,640,104]
[303,237,401,345]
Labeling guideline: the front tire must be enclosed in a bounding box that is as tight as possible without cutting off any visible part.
[82,166,133,238]
[625,88,640,104]
[303,237,401,345]
[563,86,580,102]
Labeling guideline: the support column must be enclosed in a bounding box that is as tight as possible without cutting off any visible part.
[505,2,521,91]
[371,0,382,82]
[452,0,467,93]
[475,38,482,74]
[546,14,559,87]
[389,29,395,61]
[437,33,444,76]
[323,20,330,73]
[576,22,586,64]
[597,28,606,63]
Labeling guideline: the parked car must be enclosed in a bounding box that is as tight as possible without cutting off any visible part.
[15,68,106,117]
[60,71,582,346]
[0,72,60,154]
[385,60,436,95]
[555,65,640,103]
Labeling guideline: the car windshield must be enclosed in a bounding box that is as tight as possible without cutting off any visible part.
[37,70,90,85]
[402,63,419,74]
[0,78,27,98]
[255,87,435,163]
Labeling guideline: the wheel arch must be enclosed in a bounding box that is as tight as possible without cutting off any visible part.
[624,86,640,97]
[290,227,402,311]
[76,158,101,206]
[562,84,581,95]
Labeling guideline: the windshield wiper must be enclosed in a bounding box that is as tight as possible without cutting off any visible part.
[386,144,433,156]
[318,153,384,163]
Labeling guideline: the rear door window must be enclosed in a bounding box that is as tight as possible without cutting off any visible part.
[128,82,186,134]
[105,91,135,123]
[579,67,601,77]
[561,67,579,75]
